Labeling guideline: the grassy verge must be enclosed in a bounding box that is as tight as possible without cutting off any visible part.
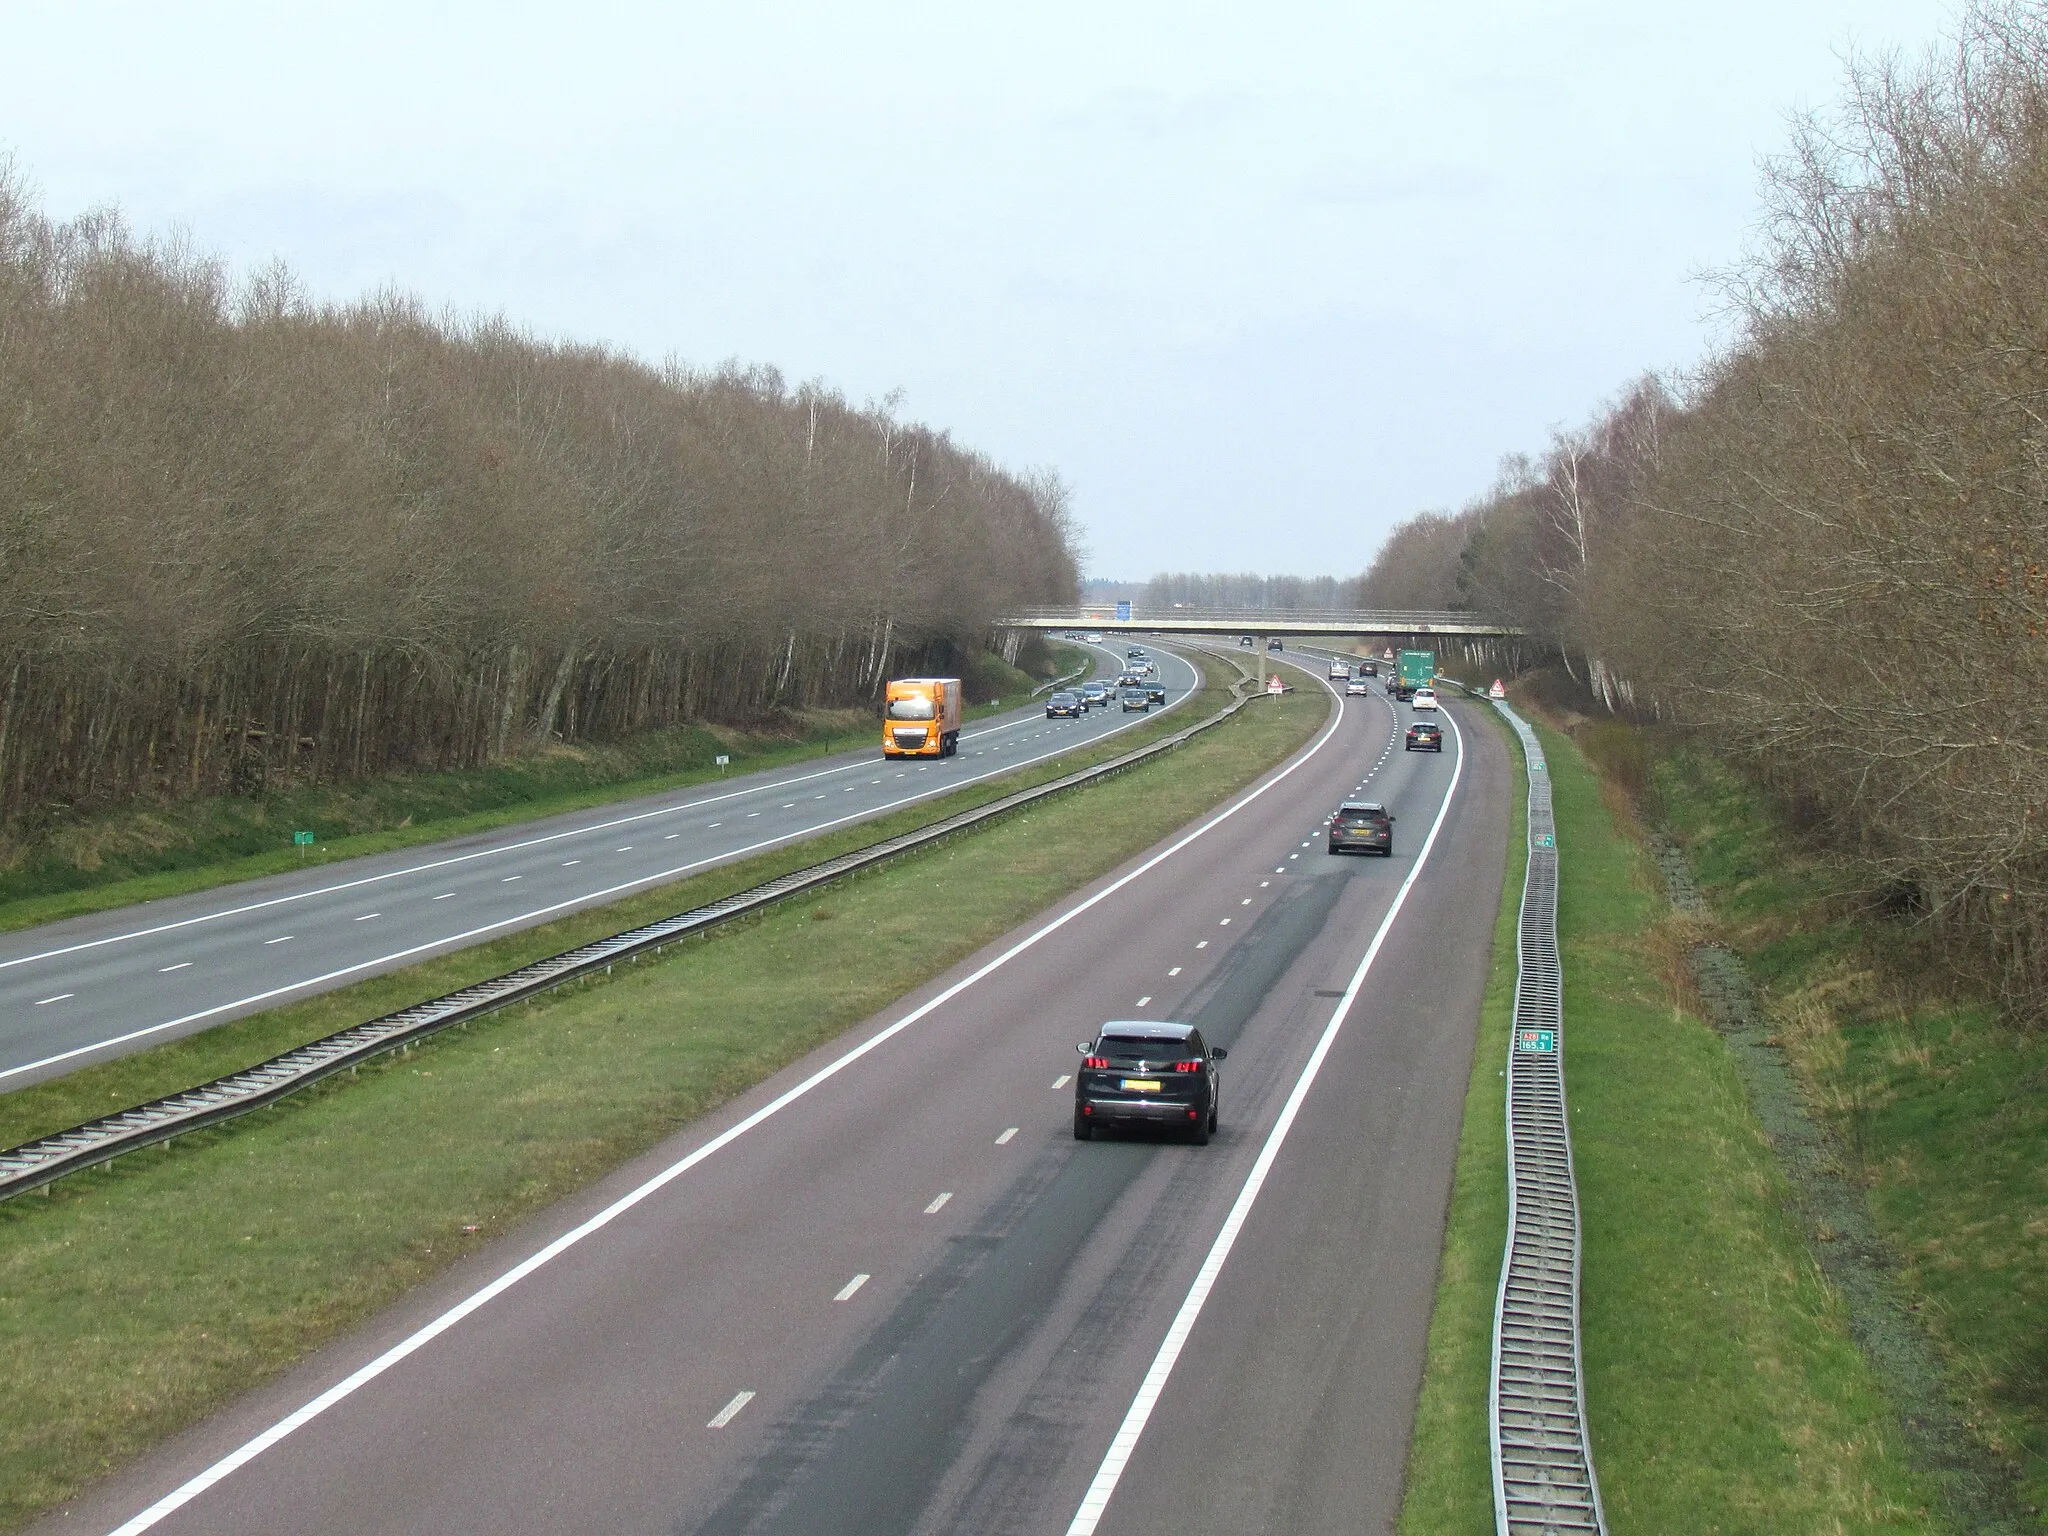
[0,652,1236,1151]
[1657,749,2048,1521]
[1398,718,1938,1532]
[0,647,1084,937]
[0,672,1319,1531]
[1397,706,1524,1532]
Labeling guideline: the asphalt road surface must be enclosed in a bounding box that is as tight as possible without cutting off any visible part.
[38,657,1511,1536]
[0,643,1196,1090]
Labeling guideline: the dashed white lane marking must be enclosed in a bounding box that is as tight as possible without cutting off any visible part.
[666,833,680,839]
[501,875,522,883]
[264,936,292,945]
[995,1127,1019,1145]
[1218,918,1231,926]
[1300,841,1311,847]
[707,823,721,829]
[1168,966,1182,976]
[1274,866,1285,873]
[158,962,192,973]
[354,914,380,922]
[1240,898,1252,905]
[1136,996,1152,1007]
[925,1192,953,1214]
[1196,941,1209,949]
[433,893,454,901]
[1052,1074,1072,1089]
[34,993,73,1005]
[746,811,761,817]
[1259,881,1270,888]
[834,1273,871,1301]
[561,861,580,867]
[815,795,827,800]
[707,1391,755,1429]
[1063,703,1466,1536]
[615,846,633,852]
[781,803,795,809]
[1289,853,1299,860]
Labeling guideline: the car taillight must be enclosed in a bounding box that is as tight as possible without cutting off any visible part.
[1085,1056,1109,1069]
[1174,1060,1201,1073]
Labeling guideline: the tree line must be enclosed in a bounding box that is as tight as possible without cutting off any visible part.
[0,165,1079,832]
[1353,0,2048,1017]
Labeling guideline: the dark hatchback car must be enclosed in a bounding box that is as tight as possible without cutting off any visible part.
[1118,685,1152,711]
[1141,677,1167,704]
[1328,801,1395,856]
[1045,691,1083,718]
[1405,720,1443,751]
[1075,1022,1226,1142]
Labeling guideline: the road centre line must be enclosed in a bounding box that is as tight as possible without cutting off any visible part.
[995,1127,1019,1145]
[1,656,1196,977]
[1065,694,1458,1535]
[94,659,1341,1534]
[1052,1075,1071,1089]
[1,659,1206,1086]
[34,993,73,1006]
[833,1274,870,1301]
[925,1193,953,1213]
[158,963,192,973]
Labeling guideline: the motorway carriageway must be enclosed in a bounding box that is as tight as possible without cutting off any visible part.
[45,655,1512,1536]
[0,644,1196,1090]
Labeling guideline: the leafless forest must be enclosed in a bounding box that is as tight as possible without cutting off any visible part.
[0,168,1079,830]
[1355,2,2048,1013]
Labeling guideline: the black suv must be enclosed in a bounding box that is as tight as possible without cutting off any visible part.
[1075,1023,1225,1142]
[1328,802,1395,856]
[1405,720,1443,752]
[1045,691,1083,719]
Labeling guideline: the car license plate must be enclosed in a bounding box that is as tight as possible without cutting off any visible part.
[1121,1078,1162,1092]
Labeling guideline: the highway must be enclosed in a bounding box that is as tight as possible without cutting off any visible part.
[0,643,1197,1090]
[42,655,1512,1536]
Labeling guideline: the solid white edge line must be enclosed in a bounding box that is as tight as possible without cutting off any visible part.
[100,653,1336,1536]
[1063,700,1462,1536]
[3,651,1201,976]
[4,659,1209,1085]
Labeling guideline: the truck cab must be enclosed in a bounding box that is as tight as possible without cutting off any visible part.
[883,677,962,758]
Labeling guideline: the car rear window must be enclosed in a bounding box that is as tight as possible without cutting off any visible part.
[1098,1036,1197,1060]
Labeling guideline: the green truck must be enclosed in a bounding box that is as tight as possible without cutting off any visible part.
[1395,649,1435,701]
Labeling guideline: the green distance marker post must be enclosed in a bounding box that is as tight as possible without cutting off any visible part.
[293,830,314,863]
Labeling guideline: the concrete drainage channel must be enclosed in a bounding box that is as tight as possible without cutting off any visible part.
[1489,702,1607,1535]
[0,651,1263,1204]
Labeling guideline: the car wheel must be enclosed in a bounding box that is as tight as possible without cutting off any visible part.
[1189,1112,1210,1146]
[1074,1110,1093,1141]
[1327,842,1340,854]
[1209,1099,1219,1132]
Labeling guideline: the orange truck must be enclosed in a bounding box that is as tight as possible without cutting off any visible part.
[882,676,963,758]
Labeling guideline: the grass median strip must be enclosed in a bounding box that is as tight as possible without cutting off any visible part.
[1398,717,1937,1533]
[0,672,1319,1532]
[0,659,1235,1153]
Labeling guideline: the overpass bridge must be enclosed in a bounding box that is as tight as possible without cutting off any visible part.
[998,607,1521,639]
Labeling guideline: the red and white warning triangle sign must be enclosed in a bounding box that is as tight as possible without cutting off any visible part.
[1488,678,1507,698]
[1266,674,1285,694]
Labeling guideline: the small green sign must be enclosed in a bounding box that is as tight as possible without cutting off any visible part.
[1535,833,1555,848]
[1515,1028,1557,1053]
[293,831,315,846]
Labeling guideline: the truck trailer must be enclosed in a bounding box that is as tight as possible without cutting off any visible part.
[1395,649,1435,701]
[883,677,963,758]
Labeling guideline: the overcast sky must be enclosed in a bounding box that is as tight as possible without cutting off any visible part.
[3,0,1959,579]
